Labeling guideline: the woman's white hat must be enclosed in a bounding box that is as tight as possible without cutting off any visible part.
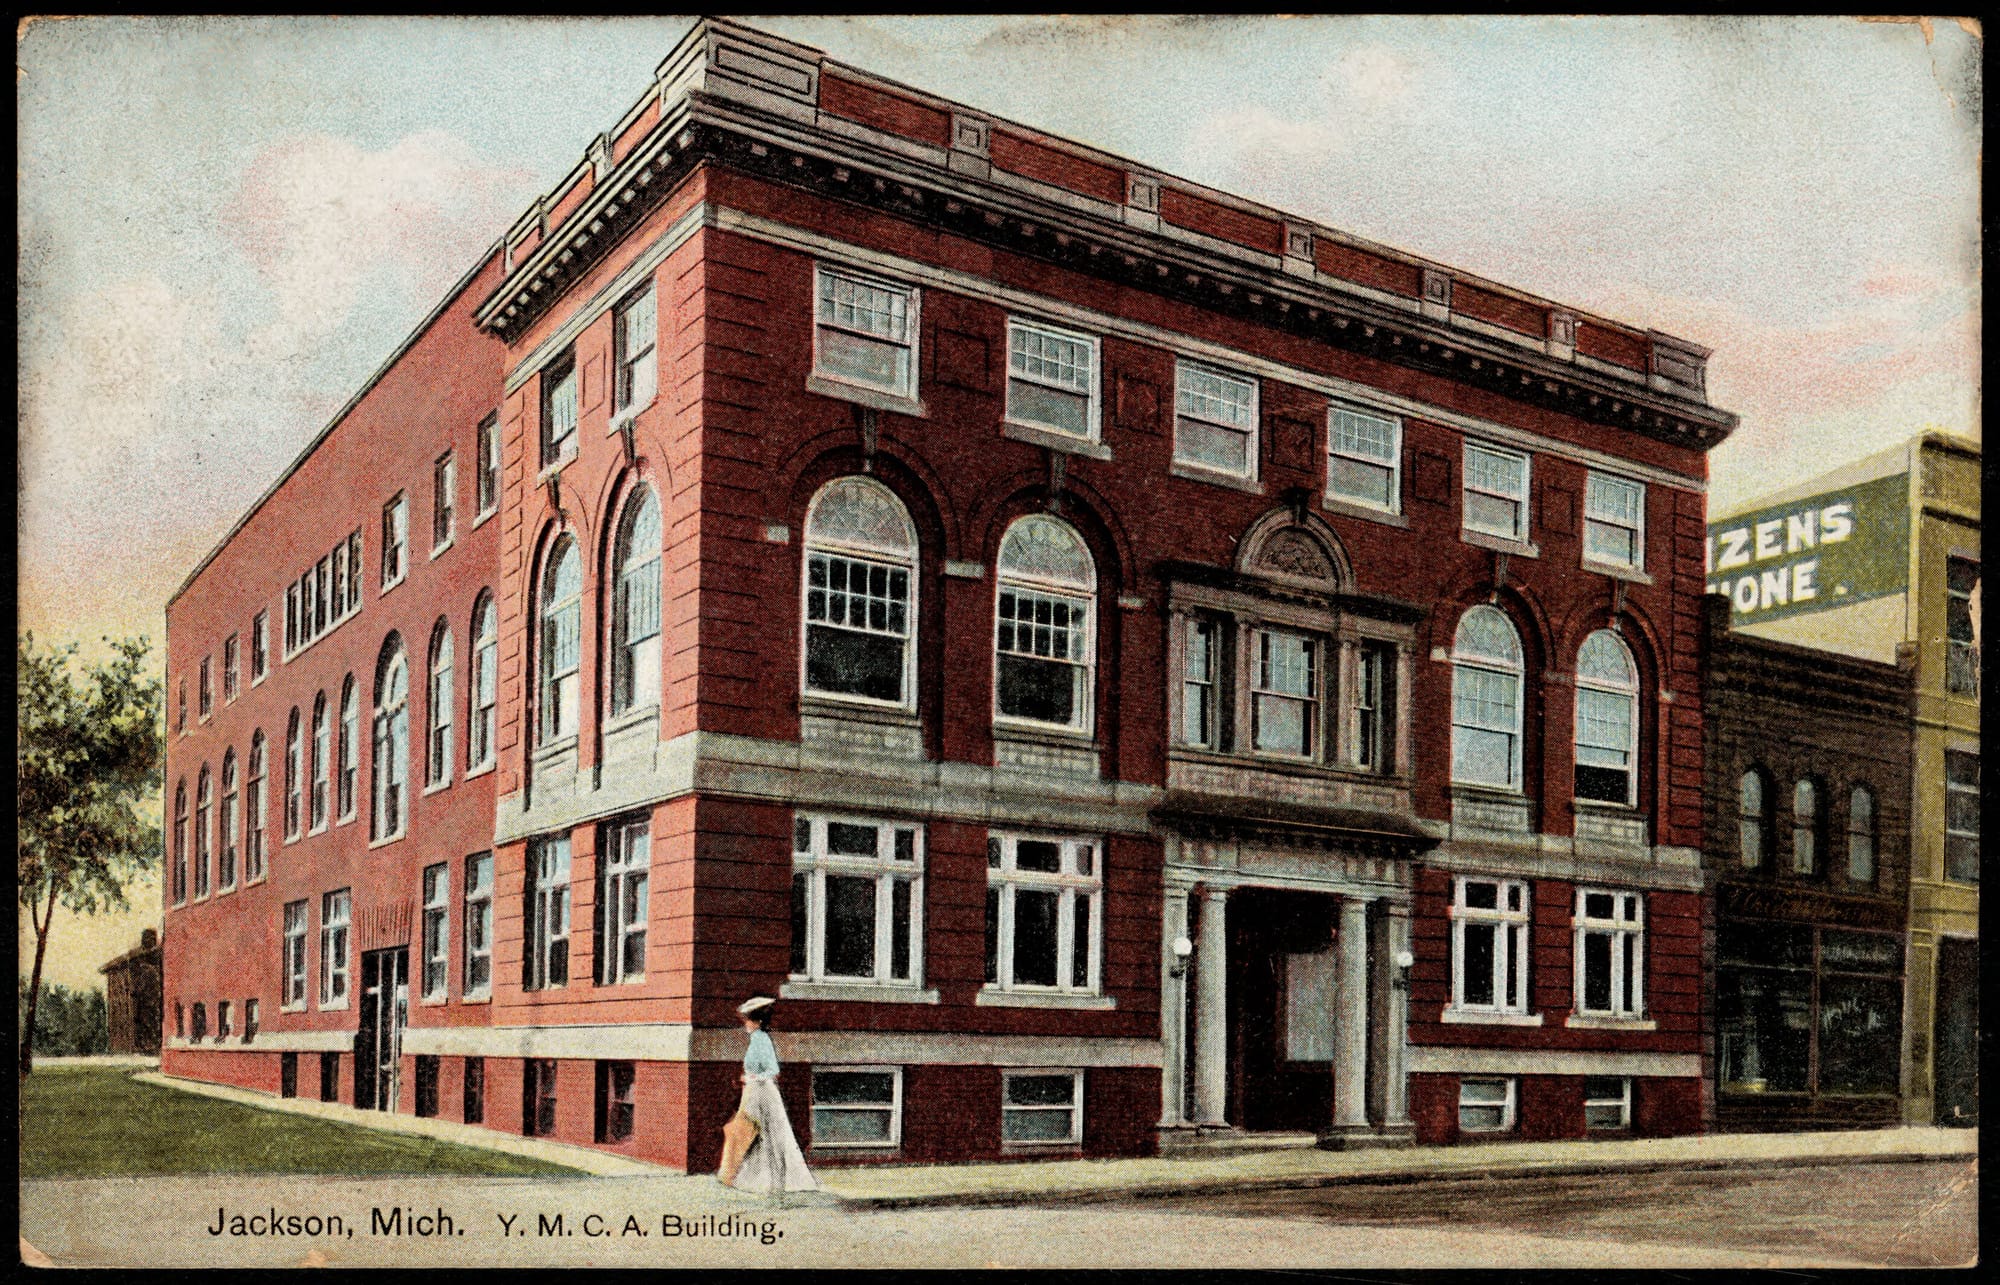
[737,996,775,1015]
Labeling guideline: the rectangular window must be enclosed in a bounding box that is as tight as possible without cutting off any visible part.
[421,863,449,1001]
[814,266,916,399]
[216,1000,232,1041]
[1252,630,1319,759]
[251,611,269,681]
[596,819,650,986]
[463,1056,486,1123]
[347,532,363,612]
[791,816,923,987]
[280,1051,297,1097]
[222,634,240,702]
[1174,361,1258,478]
[243,998,259,1041]
[995,585,1093,730]
[1351,642,1395,772]
[1002,1069,1084,1146]
[985,833,1101,994]
[1006,319,1098,441]
[198,657,212,719]
[319,1051,339,1103]
[524,837,571,991]
[595,1060,636,1144]
[432,452,456,551]
[191,1003,207,1043]
[1450,877,1529,1014]
[1584,472,1646,570]
[463,852,494,998]
[1177,617,1219,749]
[615,285,659,413]
[1458,1077,1516,1133]
[810,1066,902,1149]
[1583,1075,1631,1130]
[803,551,912,706]
[413,1055,440,1119]
[1946,557,1980,697]
[524,1058,558,1137]
[382,496,408,589]
[333,541,348,616]
[475,415,500,518]
[1574,889,1645,1018]
[1463,441,1531,542]
[1945,750,1980,883]
[282,900,308,1009]
[1327,405,1402,512]
[541,356,578,467]
[319,889,351,1008]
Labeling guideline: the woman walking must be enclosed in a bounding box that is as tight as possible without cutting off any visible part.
[718,997,819,1195]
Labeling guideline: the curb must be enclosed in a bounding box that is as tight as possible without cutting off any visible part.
[827,1148,1977,1211]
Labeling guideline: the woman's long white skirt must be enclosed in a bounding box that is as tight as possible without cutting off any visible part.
[730,1076,819,1194]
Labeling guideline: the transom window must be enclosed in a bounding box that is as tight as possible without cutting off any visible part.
[615,284,658,414]
[1328,405,1401,512]
[539,538,582,743]
[320,889,351,1008]
[1574,629,1639,805]
[1463,441,1531,542]
[803,477,917,708]
[811,1066,902,1149]
[814,266,917,399]
[1451,606,1525,790]
[790,815,923,987]
[611,487,663,716]
[1450,876,1529,1015]
[1584,472,1645,570]
[524,835,572,991]
[1251,629,1319,758]
[1574,889,1644,1019]
[1174,361,1258,478]
[596,818,650,986]
[1002,1069,1084,1146]
[986,833,1101,995]
[1006,319,1099,441]
[994,515,1096,733]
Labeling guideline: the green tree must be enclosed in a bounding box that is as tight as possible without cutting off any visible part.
[17,633,162,1078]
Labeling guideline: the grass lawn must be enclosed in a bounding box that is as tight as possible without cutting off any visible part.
[20,1066,582,1179]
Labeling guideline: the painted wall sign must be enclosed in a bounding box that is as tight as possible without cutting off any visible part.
[1705,472,1910,624]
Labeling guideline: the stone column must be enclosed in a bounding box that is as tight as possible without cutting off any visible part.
[1159,886,1193,1129]
[1330,895,1371,1131]
[1192,885,1230,1128]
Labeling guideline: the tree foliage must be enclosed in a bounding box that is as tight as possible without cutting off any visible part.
[16,980,109,1057]
[17,632,163,1074]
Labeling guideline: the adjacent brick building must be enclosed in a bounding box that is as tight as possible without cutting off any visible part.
[1701,596,1915,1130]
[161,17,1737,1165]
[100,929,164,1056]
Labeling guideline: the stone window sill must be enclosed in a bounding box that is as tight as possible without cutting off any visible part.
[1001,420,1113,460]
[1322,495,1411,529]
[1460,529,1540,559]
[991,721,1097,751]
[1170,462,1262,495]
[800,695,920,727]
[603,703,661,738]
[805,372,926,419]
[1564,1014,1656,1031]
[780,981,940,1005]
[1439,1009,1543,1027]
[1582,558,1652,586]
[976,989,1115,1010]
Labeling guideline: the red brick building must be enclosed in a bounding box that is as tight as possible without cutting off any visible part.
[161,17,1735,1165]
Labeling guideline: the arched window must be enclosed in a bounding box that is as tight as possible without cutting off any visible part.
[220,750,239,892]
[428,621,454,787]
[1574,629,1639,805]
[1738,769,1769,868]
[194,766,213,899]
[1792,778,1821,875]
[611,485,663,715]
[1847,785,1877,883]
[337,678,358,821]
[171,781,188,904]
[994,514,1097,731]
[284,709,302,840]
[1451,606,1524,789]
[310,692,329,830]
[470,594,497,770]
[373,638,409,841]
[802,476,917,707]
[246,732,268,882]
[540,538,583,742]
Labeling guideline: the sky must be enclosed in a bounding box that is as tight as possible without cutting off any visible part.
[15,15,1982,990]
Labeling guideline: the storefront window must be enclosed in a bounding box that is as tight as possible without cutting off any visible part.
[1718,923,1903,1101]
[1817,975,1901,1094]
[1716,969,1811,1094]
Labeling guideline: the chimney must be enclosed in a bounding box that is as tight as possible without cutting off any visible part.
[141,928,158,952]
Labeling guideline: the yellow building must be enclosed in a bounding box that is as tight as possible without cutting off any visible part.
[1708,432,1980,1125]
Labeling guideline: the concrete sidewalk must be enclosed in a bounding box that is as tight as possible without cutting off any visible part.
[132,1071,676,1177]
[814,1126,1979,1209]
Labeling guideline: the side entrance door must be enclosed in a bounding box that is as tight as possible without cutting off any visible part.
[1933,936,1978,1126]
[355,947,409,1113]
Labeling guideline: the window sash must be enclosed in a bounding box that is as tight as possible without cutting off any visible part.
[526,839,572,991]
[1006,321,1097,438]
[1451,879,1529,1013]
[433,456,456,548]
[283,902,308,1006]
[1178,618,1217,748]
[986,835,1101,994]
[463,854,494,997]
[1000,1070,1083,1145]
[544,364,579,462]
[810,1066,904,1148]
[598,822,650,985]
[320,892,351,1006]
[791,816,924,987]
[1451,661,1522,788]
[1574,890,1645,1018]
[1459,1078,1516,1132]
[1584,473,1645,568]
[476,417,499,515]
[616,288,658,411]
[1463,444,1530,539]
[1174,363,1257,476]
[421,864,449,1001]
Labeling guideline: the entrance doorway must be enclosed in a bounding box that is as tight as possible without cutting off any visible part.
[1934,937,1978,1127]
[355,948,408,1112]
[1226,888,1338,1132]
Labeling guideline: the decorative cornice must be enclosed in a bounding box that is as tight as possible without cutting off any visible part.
[473,19,1738,456]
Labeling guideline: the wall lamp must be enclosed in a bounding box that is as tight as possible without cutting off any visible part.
[1391,949,1415,993]
[1169,935,1194,978]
